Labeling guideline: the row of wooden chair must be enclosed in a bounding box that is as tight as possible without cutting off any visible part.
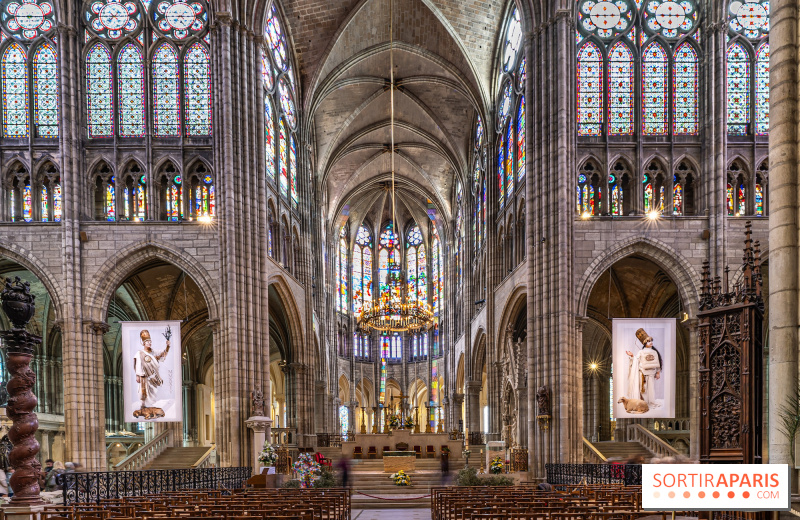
[353,444,442,459]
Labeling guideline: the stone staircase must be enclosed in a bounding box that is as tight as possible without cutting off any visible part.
[349,458,483,509]
[590,441,652,461]
[142,447,212,470]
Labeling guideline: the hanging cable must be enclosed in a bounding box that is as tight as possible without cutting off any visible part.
[390,0,396,237]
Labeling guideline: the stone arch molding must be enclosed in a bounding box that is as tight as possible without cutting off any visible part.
[84,242,220,322]
[0,240,64,322]
[267,273,306,362]
[576,237,701,318]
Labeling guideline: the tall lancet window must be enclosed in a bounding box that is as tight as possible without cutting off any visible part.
[378,223,400,304]
[337,226,348,313]
[406,224,426,305]
[352,225,373,316]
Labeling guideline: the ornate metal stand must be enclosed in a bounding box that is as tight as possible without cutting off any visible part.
[0,277,44,505]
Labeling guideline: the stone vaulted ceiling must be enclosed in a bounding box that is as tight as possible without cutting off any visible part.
[279,0,508,227]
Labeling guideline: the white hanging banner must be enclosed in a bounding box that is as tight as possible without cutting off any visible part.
[612,318,676,419]
[121,321,183,422]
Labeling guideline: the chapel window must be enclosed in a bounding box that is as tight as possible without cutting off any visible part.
[727,0,770,137]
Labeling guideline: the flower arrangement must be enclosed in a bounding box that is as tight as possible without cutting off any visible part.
[257,442,279,466]
[490,456,504,474]
[388,414,401,429]
[293,452,321,488]
[390,470,411,486]
[404,416,414,429]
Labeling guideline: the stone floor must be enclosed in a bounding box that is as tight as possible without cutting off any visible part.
[352,510,431,520]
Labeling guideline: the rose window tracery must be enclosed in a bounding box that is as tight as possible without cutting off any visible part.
[643,0,697,38]
[1,0,54,40]
[86,0,141,39]
[729,0,769,39]
[152,0,206,40]
[578,0,634,40]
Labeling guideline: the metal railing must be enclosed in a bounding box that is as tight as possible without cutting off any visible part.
[582,437,607,463]
[545,463,642,486]
[627,423,681,459]
[114,430,172,471]
[62,467,251,505]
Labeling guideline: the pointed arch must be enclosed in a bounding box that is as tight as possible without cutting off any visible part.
[577,40,603,136]
[86,42,113,137]
[608,40,634,135]
[2,42,27,138]
[152,41,180,136]
[642,41,668,135]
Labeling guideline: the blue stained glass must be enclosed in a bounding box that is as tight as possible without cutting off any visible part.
[290,135,298,206]
[756,43,769,135]
[727,43,750,135]
[608,41,634,135]
[505,121,513,200]
[117,43,145,137]
[184,42,211,136]
[2,42,27,137]
[673,42,698,135]
[642,42,668,135]
[153,43,180,136]
[279,118,287,197]
[497,132,505,207]
[517,96,525,181]
[33,42,57,138]
[87,43,112,137]
[265,5,287,70]
[578,42,603,136]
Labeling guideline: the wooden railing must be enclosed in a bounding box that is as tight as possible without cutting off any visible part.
[191,444,217,468]
[627,423,681,459]
[114,430,172,471]
[582,437,607,463]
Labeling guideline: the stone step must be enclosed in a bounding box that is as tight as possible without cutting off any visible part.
[591,441,652,461]
[142,447,211,470]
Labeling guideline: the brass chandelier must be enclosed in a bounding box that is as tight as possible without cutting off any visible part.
[356,0,437,335]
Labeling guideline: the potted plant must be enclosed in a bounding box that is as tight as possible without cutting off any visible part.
[490,456,504,475]
[388,414,401,430]
[390,470,411,486]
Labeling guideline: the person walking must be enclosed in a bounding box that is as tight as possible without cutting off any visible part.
[45,461,65,491]
[440,453,450,485]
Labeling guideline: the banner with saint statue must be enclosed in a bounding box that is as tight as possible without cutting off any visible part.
[612,318,676,419]
[121,321,183,422]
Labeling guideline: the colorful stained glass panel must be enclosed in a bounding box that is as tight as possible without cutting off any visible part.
[756,43,769,135]
[184,42,211,136]
[33,42,57,138]
[117,43,145,137]
[578,42,603,136]
[153,43,180,136]
[674,42,698,135]
[2,42,27,137]
[727,43,750,135]
[642,42,668,135]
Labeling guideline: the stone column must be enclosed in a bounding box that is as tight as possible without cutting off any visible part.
[245,416,272,474]
[768,0,799,468]
[465,381,481,437]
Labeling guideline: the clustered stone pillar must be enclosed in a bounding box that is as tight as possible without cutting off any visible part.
[768,0,799,470]
[0,277,44,505]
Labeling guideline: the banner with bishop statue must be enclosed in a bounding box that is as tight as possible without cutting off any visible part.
[612,318,676,419]
[121,321,183,422]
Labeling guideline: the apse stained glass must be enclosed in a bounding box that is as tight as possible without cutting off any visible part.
[53,183,61,221]
[265,97,275,181]
[432,233,442,315]
[153,43,180,136]
[755,183,764,215]
[39,186,47,221]
[673,182,683,215]
[278,77,296,129]
[338,232,348,313]
[643,0,697,39]
[738,184,746,215]
[133,176,146,221]
[153,0,207,40]
[2,43,27,137]
[644,182,654,212]
[517,97,525,181]
[642,42,668,135]
[1,0,54,40]
[497,133,505,206]
[106,181,115,220]
[166,176,182,221]
[505,121,513,200]
[756,43,769,135]
[608,42,634,135]
[22,182,31,221]
[279,119,288,197]
[578,42,603,136]
[673,42,698,135]
[184,43,211,136]
[727,43,750,135]
[261,51,273,91]
[265,5,287,70]
[117,43,145,137]
[378,224,399,303]
[352,225,372,316]
[33,42,57,138]
[502,8,522,73]
[290,135,298,206]
[406,225,423,304]
[379,354,386,404]
[86,0,140,39]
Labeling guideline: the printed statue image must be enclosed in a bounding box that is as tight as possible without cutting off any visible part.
[133,326,172,419]
[623,327,663,412]
[122,321,182,423]
[612,319,675,419]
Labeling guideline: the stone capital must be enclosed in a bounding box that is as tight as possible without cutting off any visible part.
[206,318,220,332]
[83,320,110,335]
[216,12,233,26]
[575,316,588,332]
[245,417,272,432]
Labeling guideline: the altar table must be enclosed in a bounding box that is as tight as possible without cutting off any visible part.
[382,451,416,473]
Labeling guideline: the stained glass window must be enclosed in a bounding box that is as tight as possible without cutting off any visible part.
[87,43,112,137]
[289,135,298,206]
[153,43,179,136]
[505,121,513,200]
[577,0,634,40]
[22,181,31,222]
[475,116,483,149]
[378,224,399,303]
[738,184,746,215]
[133,176,146,221]
[516,96,525,181]
[354,333,370,359]
[117,43,145,137]
[608,41,634,135]
[184,42,211,136]
[729,0,770,39]
[265,96,275,181]
[642,42,668,135]
[673,42,698,135]
[406,225,426,304]
[727,43,750,135]
[265,5,287,70]
[379,354,387,404]
[193,173,214,218]
[261,50,273,91]
[643,0,698,39]
[106,180,115,220]
[33,42,58,138]
[726,183,734,215]
[53,183,61,221]
[338,230,348,313]
[278,76,296,129]
[755,183,764,215]
[432,230,442,315]
[497,132,505,206]
[86,0,141,40]
[498,82,512,127]
[1,0,55,41]
[278,118,288,197]
[673,182,683,215]
[577,42,603,136]
[756,43,769,135]
[166,175,182,221]
[502,8,522,73]
[339,405,348,439]
[2,42,27,137]
[352,225,373,316]
[644,182,654,213]
[153,0,207,40]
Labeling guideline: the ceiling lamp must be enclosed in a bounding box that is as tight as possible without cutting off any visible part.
[357,0,436,335]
